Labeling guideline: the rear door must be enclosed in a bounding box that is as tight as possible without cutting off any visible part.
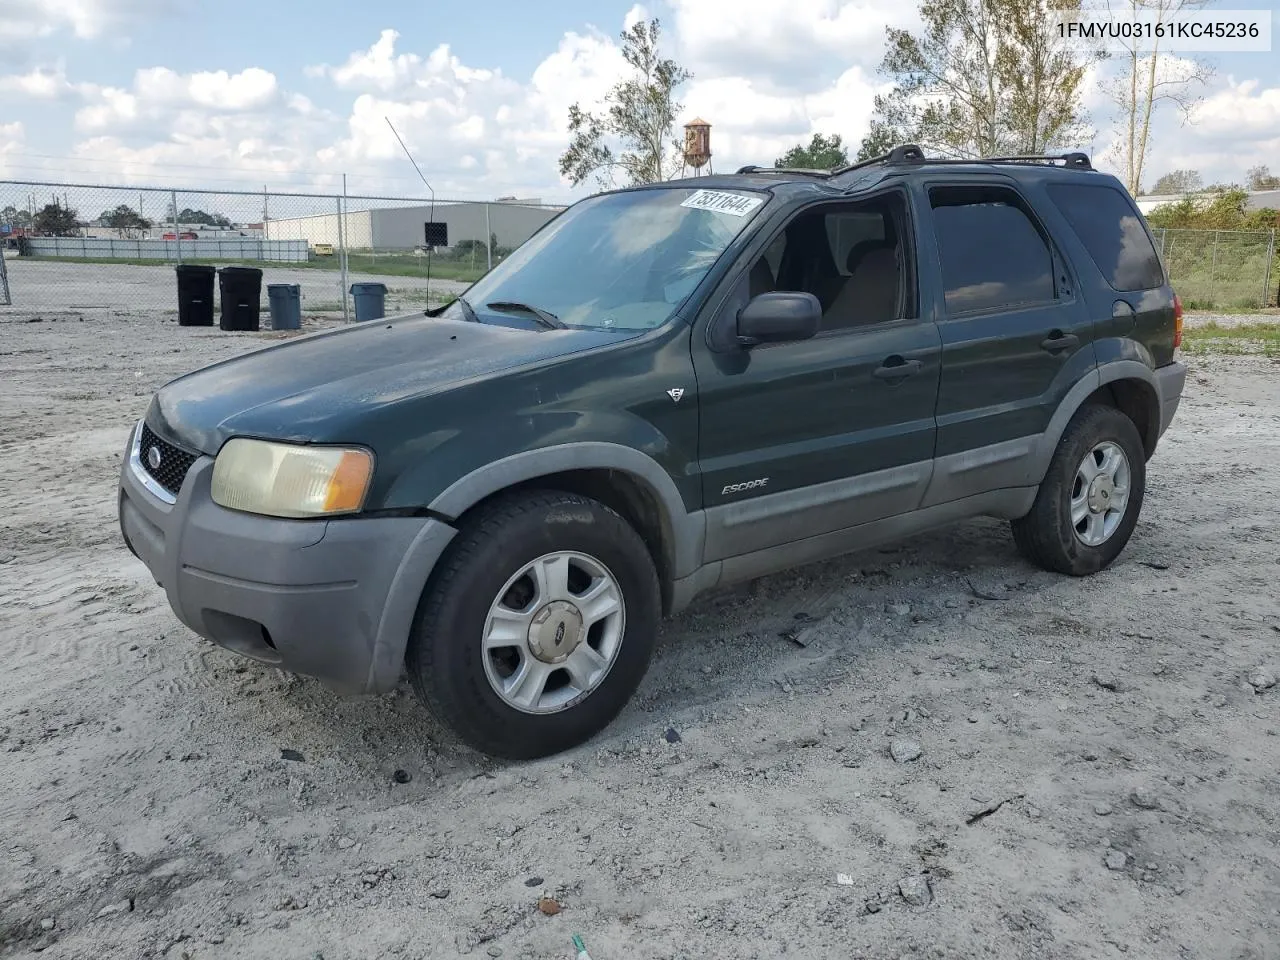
[691,189,943,561]
[909,178,1095,506]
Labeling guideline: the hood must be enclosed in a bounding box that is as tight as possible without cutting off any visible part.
[149,313,633,453]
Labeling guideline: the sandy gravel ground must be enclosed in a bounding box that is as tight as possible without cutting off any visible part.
[1,310,1278,960]
[1,259,468,318]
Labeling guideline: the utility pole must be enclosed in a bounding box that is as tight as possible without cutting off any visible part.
[340,173,350,324]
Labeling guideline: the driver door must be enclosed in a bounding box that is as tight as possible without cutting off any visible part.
[691,191,942,561]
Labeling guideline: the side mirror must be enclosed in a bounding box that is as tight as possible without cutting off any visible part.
[736,292,821,346]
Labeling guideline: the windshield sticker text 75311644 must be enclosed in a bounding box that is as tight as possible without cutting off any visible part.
[679,190,764,217]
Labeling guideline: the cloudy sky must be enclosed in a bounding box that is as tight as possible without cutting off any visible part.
[1,0,1278,204]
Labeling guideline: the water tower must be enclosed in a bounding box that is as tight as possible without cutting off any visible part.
[681,118,713,178]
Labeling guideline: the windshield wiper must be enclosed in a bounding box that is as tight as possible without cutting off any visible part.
[454,295,479,323]
[485,300,566,330]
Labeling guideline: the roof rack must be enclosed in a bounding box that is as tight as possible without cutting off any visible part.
[984,151,1093,170]
[829,144,927,177]
[736,145,1093,180]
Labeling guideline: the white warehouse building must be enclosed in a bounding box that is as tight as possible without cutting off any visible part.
[263,198,564,252]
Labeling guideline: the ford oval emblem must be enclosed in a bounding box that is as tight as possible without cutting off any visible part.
[147,446,162,470]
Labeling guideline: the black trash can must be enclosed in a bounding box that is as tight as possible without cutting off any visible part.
[218,266,263,331]
[175,264,216,327]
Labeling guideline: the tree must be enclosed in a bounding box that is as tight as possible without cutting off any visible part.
[177,208,232,228]
[856,120,902,161]
[776,133,850,170]
[1246,165,1280,191]
[865,0,1096,160]
[99,204,153,234]
[558,18,691,187]
[1149,169,1202,195]
[1145,188,1258,229]
[1,205,33,229]
[33,203,79,236]
[1106,0,1214,196]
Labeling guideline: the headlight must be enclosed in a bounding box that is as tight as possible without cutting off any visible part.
[211,438,373,518]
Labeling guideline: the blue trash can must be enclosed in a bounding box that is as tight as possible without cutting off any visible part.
[350,282,387,322]
[267,283,302,330]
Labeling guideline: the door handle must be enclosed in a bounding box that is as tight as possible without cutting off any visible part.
[1040,331,1079,354]
[873,356,923,380]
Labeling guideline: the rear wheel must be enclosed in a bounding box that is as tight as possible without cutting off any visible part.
[406,490,660,760]
[1011,404,1146,576]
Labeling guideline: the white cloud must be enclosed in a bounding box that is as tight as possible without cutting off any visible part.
[72,67,282,134]
[13,4,1272,204]
[669,0,912,89]
[1092,71,1280,190]
[0,62,76,99]
[74,86,139,132]
[0,122,24,178]
[133,67,279,111]
[0,0,172,50]
[1194,77,1280,141]
[308,30,501,95]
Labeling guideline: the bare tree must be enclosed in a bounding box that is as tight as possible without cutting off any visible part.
[558,18,691,188]
[1246,165,1280,191]
[1105,0,1214,195]
[1149,168,1203,194]
[862,0,1097,160]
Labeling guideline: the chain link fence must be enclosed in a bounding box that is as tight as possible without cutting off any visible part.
[2,181,1275,318]
[0,180,565,320]
[1152,228,1277,311]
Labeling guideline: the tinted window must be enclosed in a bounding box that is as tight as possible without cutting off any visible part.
[1047,183,1164,291]
[930,186,1055,314]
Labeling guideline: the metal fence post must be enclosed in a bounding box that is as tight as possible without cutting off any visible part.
[0,247,11,306]
[336,195,350,323]
[171,191,181,266]
[1264,229,1276,308]
[485,202,492,272]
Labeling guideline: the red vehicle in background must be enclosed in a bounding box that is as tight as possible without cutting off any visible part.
[162,231,199,240]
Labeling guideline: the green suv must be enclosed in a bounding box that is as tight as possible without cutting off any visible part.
[118,146,1187,759]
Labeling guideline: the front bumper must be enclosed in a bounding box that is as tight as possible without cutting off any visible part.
[1156,360,1188,437]
[118,421,456,694]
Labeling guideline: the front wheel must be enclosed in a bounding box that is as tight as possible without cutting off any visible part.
[1011,404,1147,576]
[406,490,660,760]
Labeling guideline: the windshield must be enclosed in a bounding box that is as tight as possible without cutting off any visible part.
[442,186,766,330]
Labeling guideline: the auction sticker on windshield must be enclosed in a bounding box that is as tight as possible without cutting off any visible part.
[680,190,764,217]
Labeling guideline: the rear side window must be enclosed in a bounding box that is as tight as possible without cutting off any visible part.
[1046,183,1164,292]
[930,186,1055,315]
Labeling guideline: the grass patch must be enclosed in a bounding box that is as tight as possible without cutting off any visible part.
[1180,320,1280,356]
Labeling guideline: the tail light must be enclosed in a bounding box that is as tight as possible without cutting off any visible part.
[1173,293,1183,349]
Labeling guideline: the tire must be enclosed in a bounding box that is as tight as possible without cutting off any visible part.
[406,490,661,760]
[1011,404,1146,576]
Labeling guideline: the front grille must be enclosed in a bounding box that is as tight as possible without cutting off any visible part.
[139,422,197,496]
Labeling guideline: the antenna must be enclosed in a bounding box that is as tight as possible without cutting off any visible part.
[385,116,435,299]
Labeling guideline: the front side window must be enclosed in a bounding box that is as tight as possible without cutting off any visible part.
[931,185,1056,315]
[443,187,766,331]
[744,193,913,333]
